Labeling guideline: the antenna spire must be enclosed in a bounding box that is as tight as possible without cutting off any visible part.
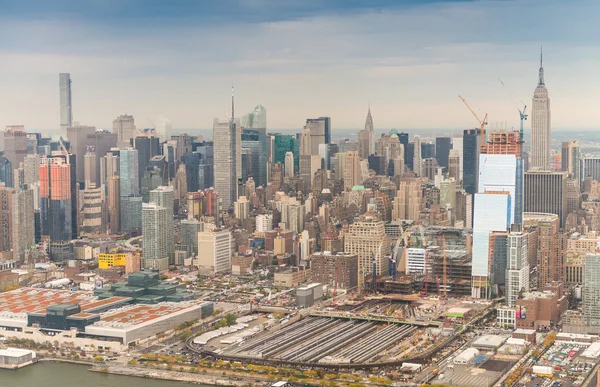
[231,84,235,121]
[538,46,545,87]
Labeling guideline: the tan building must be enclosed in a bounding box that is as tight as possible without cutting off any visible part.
[343,150,361,190]
[274,266,310,288]
[524,212,564,287]
[567,232,600,253]
[344,213,390,286]
[393,179,421,221]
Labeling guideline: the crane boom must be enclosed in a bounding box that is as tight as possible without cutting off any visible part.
[458,95,487,147]
[498,79,528,152]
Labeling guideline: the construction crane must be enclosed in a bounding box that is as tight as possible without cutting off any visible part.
[389,237,402,281]
[458,95,488,148]
[499,79,528,145]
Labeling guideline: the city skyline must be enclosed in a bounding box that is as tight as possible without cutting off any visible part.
[1,0,600,130]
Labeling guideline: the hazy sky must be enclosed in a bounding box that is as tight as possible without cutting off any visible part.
[1,0,599,132]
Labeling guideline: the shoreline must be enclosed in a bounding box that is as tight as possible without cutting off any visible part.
[90,364,257,386]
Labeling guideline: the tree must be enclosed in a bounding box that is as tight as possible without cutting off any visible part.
[271,257,279,266]
[224,313,237,327]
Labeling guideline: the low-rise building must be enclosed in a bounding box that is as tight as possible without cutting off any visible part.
[515,282,568,330]
[274,266,310,288]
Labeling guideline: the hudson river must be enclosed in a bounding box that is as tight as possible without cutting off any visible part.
[0,362,211,386]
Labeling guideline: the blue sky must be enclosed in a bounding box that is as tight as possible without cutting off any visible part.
[0,0,599,131]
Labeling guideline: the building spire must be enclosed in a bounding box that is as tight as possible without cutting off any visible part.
[538,45,545,87]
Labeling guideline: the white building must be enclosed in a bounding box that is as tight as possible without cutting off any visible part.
[472,192,511,298]
[478,154,518,224]
[406,248,427,274]
[506,231,530,307]
[256,214,273,233]
[530,51,551,170]
[154,113,172,143]
[142,203,169,271]
[452,134,463,181]
[234,196,249,221]
[149,185,174,257]
[284,151,295,177]
[198,229,232,275]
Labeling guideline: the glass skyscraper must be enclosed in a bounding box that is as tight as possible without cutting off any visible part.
[274,135,299,171]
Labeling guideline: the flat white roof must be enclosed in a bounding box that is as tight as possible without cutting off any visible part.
[581,342,600,359]
[0,348,35,357]
[472,335,507,348]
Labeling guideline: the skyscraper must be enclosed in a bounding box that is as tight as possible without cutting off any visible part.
[472,191,511,298]
[66,125,95,182]
[0,156,13,188]
[213,89,240,209]
[343,150,361,190]
[39,155,73,242]
[241,104,267,187]
[463,128,481,194]
[393,179,421,221]
[3,126,27,168]
[413,135,422,176]
[583,253,600,326]
[306,117,331,155]
[561,141,580,179]
[530,50,551,170]
[284,152,295,177]
[273,135,299,171]
[113,114,136,145]
[149,185,174,260]
[142,202,169,271]
[365,106,375,156]
[81,184,104,235]
[0,186,34,264]
[119,148,139,196]
[198,228,232,275]
[59,73,72,130]
[506,229,530,307]
[154,113,172,143]
[133,135,160,189]
[435,137,452,169]
[524,171,567,227]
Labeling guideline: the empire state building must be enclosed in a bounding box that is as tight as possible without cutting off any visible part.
[530,49,551,170]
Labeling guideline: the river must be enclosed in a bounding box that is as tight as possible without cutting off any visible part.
[0,362,212,386]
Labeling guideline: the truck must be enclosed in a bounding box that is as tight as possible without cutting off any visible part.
[432,369,439,376]
[532,365,554,377]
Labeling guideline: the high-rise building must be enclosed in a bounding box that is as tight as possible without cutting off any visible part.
[435,137,452,169]
[273,135,299,171]
[561,141,580,179]
[59,73,72,130]
[233,196,249,221]
[306,117,331,155]
[66,125,95,182]
[452,134,464,181]
[154,113,172,143]
[413,135,422,176]
[565,178,582,216]
[213,91,240,209]
[478,154,518,224]
[256,214,273,233]
[149,185,174,259]
[284,152,294,177]
[133,135,160,189]
[198,228,232,275]
[299,155,321,191]
[472,191,511,298]
[463,128,481,194]
[39,155,73,242]
[344,213,390,287]
[343,150,361,190]
[583,253,600,326]
[530,51,551,170]
[113,114,136,145]
[119,148,139,197]
[107,176,120,234]
[523,212,562,287]
[120,195,142,233]
[448,149,460,182]
[83,150,97,188]
[179,219,202,256]
[241,104,267,187]
[506,229,530,307]
[580,156,600,183]
[0,156,13,188]
[81,184,104,235]
[241,129,261,184]
[524,171,567,227]
[0,187,34,264]
[142,202,169,271]
[393,179,421,221]
[3,126,27,169]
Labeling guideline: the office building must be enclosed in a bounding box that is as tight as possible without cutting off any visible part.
[81,184,104,235]
[241,104,267,187]
[59,73,72,130]
[478,154,518,224]
[306,117,331,155]
[133,136,160,189]
[107,176,120,234]
[113,114,136,144]
[463,128,481,194]
[393,179,421,221]
[83,150,97,188]
[452,134,463,180]
[66,125,95,182]
[472,191,511,299]
[524,171,567,227]
[358,130,371,160]
[142,203,169,271]
[344,213,390,286]
[343,150,361,190]
[0,187,34,263]
[241,129,261,183]
[0,156,12,188]
[119,148,139,196]
[580,156,600,183]
[120,195,142,234]
[448,149,460,182]
[255,214,273,233]
[273,135,299,171]
[435,137,451,169]
[560,141,579,180]
[3,126,27,169]
[179,219,202,256]
[154,113,172,143]
[39,155,74,243]
[233,196,249,221]
[300,155,321,191]
[413,135,422,176]
[284,151,295,177]
[213,100,240,208]
[198,229,232,275]
[530,51,551,170]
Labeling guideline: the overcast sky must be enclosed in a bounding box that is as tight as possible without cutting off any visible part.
[1,0,599,132]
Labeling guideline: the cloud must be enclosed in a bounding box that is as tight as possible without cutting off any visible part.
[0,0,599,131]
